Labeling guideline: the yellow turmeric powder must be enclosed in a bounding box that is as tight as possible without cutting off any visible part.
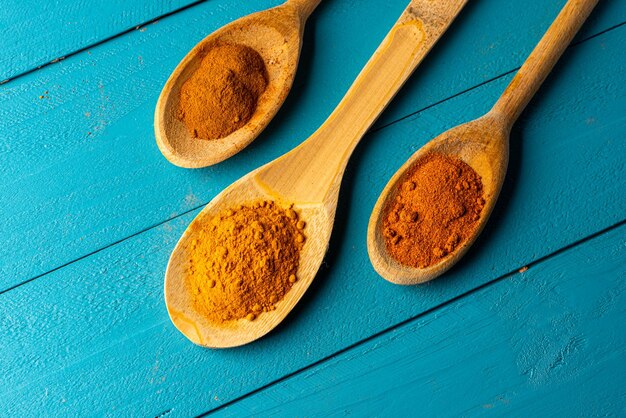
[185,200,306,324]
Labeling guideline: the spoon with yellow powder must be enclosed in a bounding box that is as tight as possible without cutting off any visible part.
[155,0,321,168]
[368,0,598,285]
[165,0,469,348]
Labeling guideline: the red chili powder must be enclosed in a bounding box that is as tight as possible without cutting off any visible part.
[382,153,486,268]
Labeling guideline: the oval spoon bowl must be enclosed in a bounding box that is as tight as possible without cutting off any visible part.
[155,1,313,168]
[367,115,509,285]
[164,165,334,348]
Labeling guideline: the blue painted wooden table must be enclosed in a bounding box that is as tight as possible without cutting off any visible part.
[1,0,624,416]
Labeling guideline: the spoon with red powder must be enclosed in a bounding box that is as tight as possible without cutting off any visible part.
[155,0,321,168]
[368,0,598,285]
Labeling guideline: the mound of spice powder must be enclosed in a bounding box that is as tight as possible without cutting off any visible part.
[382,153,485,268]
[177,43,268,140]
[185,200,306,324]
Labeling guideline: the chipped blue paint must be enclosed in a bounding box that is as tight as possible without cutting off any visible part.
[0,26,625,416]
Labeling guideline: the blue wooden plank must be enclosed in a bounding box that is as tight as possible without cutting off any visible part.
[212,225,626,418]
[375,0,626,128]
[0,0,624,291]
[0,0,201,81]
[0,28,624,416]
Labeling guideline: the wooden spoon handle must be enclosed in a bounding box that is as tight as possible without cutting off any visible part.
[287,0,322,20]
[314,0,468,160]
[491,0,599,125]
[315,0,469,157]
[258,0,467,203]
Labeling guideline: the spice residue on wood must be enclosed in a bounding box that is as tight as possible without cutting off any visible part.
[383,153,485,268]
[185,200,306,324]
[177,43,268,140]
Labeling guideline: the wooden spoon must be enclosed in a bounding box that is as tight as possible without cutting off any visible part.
[154,0,321,168]
[367,0,599,285]
[165,0,469,347]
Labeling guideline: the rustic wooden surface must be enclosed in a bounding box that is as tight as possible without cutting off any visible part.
[0,0,624,416]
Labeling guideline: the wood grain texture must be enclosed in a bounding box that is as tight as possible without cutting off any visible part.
[212,224,626,417]
[368,113,510,284]
[0,0,200,81]
[0,27,624,415]
[0,0,623,292]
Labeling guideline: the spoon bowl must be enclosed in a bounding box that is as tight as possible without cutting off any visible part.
[367,114,509,285]
[155,0,320,168]
[165,162,334,348]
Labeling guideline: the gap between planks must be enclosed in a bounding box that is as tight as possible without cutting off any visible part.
[0,202,204,297]
[0,0,209,86]
[2,21,624,297]
[372,20,626,133]
[197,218,626,417]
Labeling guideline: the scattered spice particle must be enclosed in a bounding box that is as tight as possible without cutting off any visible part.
[518,266,529,273]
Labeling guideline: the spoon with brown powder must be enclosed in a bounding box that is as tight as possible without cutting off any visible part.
[155,0,321,168]
[367,0,598,285]
[165,0,469,347]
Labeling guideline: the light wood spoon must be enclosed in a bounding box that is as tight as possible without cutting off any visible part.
[165,0,469,347]
[368,0,599,285]
[155,0,321,168]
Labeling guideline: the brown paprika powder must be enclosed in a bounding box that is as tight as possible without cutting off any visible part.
[177,43,268,140]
